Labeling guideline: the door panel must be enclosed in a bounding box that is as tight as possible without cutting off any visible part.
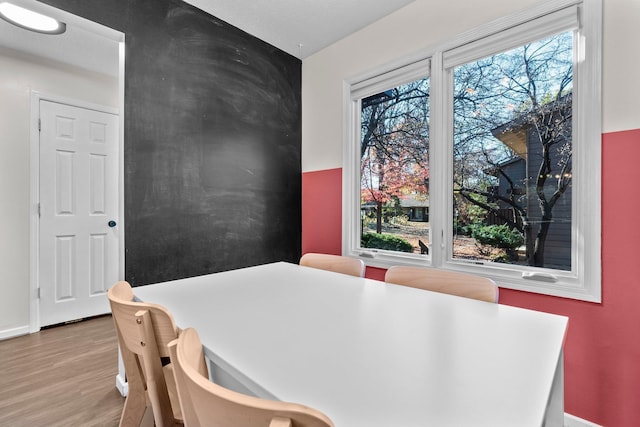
[39,100,119,327]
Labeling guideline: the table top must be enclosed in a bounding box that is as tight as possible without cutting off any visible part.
[134,262,568,427]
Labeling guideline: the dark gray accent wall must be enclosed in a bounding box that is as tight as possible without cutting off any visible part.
[42,0,302,285]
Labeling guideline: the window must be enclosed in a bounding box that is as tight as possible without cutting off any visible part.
[451,31,574,270]
[343,0,602,301]
[360,76,430,256]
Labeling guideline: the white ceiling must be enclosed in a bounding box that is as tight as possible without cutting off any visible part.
[0,0,121,76]
[182,0,416,58]
[0,0,415,75]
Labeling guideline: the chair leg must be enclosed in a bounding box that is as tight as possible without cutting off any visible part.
[117,347,149,427]
[118,387,148,427]
[141,407,155,427]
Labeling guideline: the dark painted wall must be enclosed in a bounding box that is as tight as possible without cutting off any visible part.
[42,0,302,285]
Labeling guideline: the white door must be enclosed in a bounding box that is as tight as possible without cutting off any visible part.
[38,100,119,327]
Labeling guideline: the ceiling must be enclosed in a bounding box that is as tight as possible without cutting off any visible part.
[0,0,415,77]
[182,0,415,58]
[0,0,121,76]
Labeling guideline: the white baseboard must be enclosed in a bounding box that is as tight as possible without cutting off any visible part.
[115,373,128,397]
[565,413,602,427]
[0,325,30,340]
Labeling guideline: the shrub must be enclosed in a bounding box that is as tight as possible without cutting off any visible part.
[456,222,480,237]
[472,224,524,249]
[471,224,524,261]
[361,232,413,253]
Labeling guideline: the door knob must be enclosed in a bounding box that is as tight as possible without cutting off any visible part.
[108,220,117,228]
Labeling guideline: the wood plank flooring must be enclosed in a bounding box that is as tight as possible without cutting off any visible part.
[0,315,124,426]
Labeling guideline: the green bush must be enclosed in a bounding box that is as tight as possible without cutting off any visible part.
[361,232,413,253]
[456,222,480,237]
[471,224,524,249]
[472,224,524,262]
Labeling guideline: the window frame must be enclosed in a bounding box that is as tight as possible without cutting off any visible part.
[342,0,602,302]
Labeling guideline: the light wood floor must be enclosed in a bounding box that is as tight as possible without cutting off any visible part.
[0,315,125,426]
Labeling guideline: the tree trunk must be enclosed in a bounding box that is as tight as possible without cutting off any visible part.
[532,209,552,267]
[376,201,383,234]
[524,221,536,266]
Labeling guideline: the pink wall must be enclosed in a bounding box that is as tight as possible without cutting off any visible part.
[301,128,640,426]
[302,168,343,255]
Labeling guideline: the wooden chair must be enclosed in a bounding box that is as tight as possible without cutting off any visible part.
[107,281,182,427]
[299,253,365,277]
[168,327,335,427]
[384,266,499,303]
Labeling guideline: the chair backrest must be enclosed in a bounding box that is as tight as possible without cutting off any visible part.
[384,266,499,303]
[170,327,335,427]
[107,281,181,427]
[299,253,365,278]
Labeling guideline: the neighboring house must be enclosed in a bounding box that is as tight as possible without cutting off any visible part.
[399,194,429,222]
[489,96,572,269]
[360,193,429,222]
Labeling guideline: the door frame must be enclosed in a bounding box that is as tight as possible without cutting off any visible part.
[29,85,124,332]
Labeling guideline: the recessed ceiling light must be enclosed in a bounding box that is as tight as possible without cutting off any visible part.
[0,2,66,34]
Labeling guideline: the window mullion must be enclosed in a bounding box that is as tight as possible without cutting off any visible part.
[427,51,447,269]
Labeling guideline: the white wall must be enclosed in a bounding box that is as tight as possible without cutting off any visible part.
[0,47,118,337]
[601,0,640,133]
[301,0,640,173]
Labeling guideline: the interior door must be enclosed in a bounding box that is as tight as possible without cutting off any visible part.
[38,100,119,327]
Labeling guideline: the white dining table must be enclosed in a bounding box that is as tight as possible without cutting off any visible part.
[134,261,568,427]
